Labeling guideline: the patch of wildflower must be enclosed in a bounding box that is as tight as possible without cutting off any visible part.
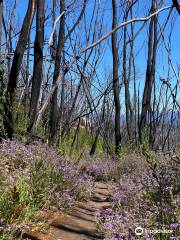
[80,158,117,181]
[0,140,94,224]
[95,153,179,239]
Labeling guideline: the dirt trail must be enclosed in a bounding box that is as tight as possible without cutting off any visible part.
[24,182,113,240]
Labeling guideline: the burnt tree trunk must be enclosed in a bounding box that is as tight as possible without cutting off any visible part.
[50,0,57,60]
[49,0,65,145]
[23,35,30,112]
[4,0,36,139]
[28,0,45,132]
[0,0,3,51]
[89,97,106,156]
[123,15,133,141]
[139,0,157,145]
[0,0,3,141]
[112,0,121,154]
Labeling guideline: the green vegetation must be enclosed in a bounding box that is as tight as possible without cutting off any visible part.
[0,141,94,239]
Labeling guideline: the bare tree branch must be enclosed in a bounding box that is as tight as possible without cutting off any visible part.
[33,4,175,129]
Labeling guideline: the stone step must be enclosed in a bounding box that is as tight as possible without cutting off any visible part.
[94,187,112,196]
[22,182,112,240]
[24,225,94,240]
[50,213,101,238]
[78,201,112,211]
[91,192,109,202]
[94,182,109,189]
[73,206,96,217]
[69,208,97,222]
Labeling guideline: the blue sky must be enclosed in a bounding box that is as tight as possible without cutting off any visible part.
[13,0,180,73]
[6,0,180,110]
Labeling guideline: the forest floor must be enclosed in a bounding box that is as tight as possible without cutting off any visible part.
[23,182,112,240]
[0,141,179,239]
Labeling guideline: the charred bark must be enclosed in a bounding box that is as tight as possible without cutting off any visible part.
[0,0,3,51]
[112,0,121,154]
[4,0,36,139]
[139,0,158,145]
[123,17,133,140]
[49,0,65,145]
[28,0,45,132]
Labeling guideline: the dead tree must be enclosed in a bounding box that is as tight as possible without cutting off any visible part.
[139,0,158,146]
[4,0,36,139]
[130,7,137,145]
[33,3,174,131]
[112,0,121,154]
[49,0,65,145]
[28,0,45,132]
[123,5,133,141]
[50,0,57,60]
[49,0,87,145]
[0,0,3,52]
[89,95,106,156]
